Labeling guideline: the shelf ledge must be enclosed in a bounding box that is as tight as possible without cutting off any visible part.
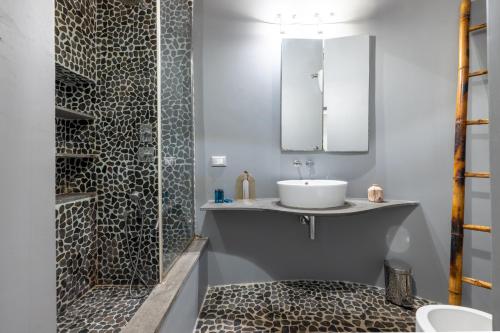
[56,192,97,205]
[56,63,96,85]
[201,198,418,217]
[56,106,94,120]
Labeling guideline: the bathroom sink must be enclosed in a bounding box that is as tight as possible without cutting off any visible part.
[277,179,348,209]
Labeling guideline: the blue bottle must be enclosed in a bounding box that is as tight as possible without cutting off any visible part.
[214,189,225,203]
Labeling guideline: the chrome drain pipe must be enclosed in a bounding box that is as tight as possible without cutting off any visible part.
[299,215,316,240]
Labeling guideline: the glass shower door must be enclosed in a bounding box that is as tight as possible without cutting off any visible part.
[159,0,195,276]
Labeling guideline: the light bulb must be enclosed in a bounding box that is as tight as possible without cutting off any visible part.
[277,14,285,35]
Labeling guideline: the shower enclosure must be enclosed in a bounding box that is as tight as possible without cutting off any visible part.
[54,0,194,330]
[159,0,195,275]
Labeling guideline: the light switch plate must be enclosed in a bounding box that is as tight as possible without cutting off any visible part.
[211,156,227,167]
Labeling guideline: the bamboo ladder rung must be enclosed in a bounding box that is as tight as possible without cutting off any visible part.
[462,277,492,289]
[466,119,489,125]
[464,172,491,178]
[463,224,491,232]
[469,23,487,32]
[469,69,488,77]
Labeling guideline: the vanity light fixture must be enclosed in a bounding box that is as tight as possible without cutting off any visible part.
[273,12,335,36]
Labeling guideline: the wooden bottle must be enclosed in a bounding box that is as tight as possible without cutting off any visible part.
[235,171,256,200]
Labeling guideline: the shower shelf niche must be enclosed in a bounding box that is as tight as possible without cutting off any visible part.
[56,62,96,86]
[56,105,95,121]
[201,198,418,217]
[54,65,97,207]
[56,192,97,205]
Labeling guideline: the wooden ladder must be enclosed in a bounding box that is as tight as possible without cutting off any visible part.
[449,0,491,305]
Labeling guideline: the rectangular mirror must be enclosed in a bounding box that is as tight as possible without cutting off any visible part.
[281,39,324,151]
[324,35,370,152]
[281,35,372,152]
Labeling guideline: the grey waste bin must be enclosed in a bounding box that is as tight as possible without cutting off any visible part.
[384,259,413,307]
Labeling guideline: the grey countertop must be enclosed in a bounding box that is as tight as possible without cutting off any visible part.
[201,198,418,216]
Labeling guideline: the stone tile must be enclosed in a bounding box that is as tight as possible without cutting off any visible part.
[195,280,435,333]
[94,0,159,285]
[55,198,98,315]
[57,286,151,333]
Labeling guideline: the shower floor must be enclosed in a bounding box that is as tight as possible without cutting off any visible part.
[57,286,151,333]
[194,280,434,333]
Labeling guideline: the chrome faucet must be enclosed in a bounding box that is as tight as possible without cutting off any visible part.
[293,160,315,179]
[293,160,303,179]
[305,160,314,179]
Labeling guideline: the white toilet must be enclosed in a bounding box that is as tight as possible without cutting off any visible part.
[416,305,492,332]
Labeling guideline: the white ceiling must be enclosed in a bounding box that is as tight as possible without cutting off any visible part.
[211,0,395,24]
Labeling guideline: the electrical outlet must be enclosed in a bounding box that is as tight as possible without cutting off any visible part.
[211,156,227,167]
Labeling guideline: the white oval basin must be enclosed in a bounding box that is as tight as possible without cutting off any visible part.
[277,179,348,209]
[416,305,492,332]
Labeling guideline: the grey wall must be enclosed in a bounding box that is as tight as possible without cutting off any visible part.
[194,0,493,311]
[0,0,57,332]
[487,0,500,329]
[159,250,208,333]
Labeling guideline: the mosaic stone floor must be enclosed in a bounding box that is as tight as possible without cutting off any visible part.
[195,280,434,333]
[57,286,151,333]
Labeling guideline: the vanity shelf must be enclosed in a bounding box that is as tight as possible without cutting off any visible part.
[56,192,97,205]
[56,106,94,121]
[201,198,418,217]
